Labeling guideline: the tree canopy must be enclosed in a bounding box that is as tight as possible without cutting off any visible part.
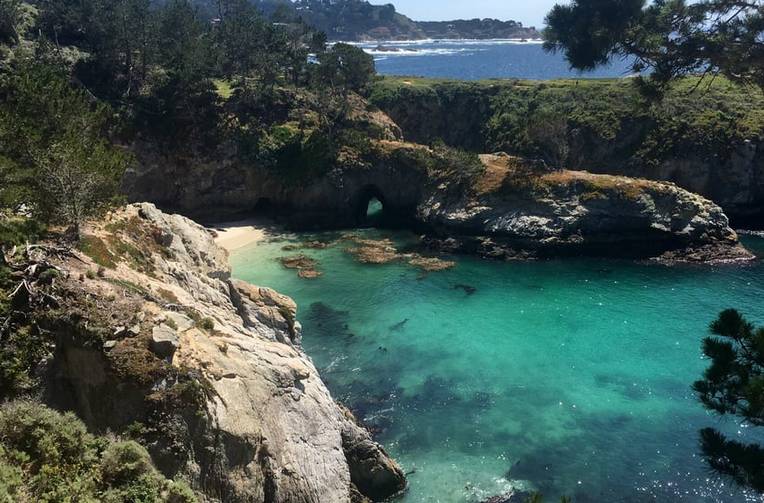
[0,58,128,236]
[694,309,764,491]
[543,0,764,91]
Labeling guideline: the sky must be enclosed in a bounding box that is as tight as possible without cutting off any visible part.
[366,0,567,29]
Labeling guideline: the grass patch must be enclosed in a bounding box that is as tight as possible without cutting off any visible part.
[79,234,117,269]
[107,278,151,297]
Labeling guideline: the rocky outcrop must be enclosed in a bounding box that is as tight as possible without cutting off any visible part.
[36,203,406,503]
[122,81,751,262]
[368,78,764,224]
[418,154,753,262]
[123,139,429,228]
[125,136,751,262]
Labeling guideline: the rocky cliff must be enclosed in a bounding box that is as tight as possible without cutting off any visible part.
[420,154,752,262]
[368,77,764,226]
[125,134,751,263]
[10,203,405,502]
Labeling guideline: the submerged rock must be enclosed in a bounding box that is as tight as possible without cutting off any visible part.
[279,254,322,279]
[481,491,533,503]
[454,284,477,295]
[344,237,400,264]
[343,234,456,272]
[407,256,455,272]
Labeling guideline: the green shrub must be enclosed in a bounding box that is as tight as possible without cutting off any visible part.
[370,76,764,173]
[0,400,103,500]
[0,323,52,398]
[0,401,199,503]
[100,441,156,485]
[199,318,215,331]
[165,481,197,503]
[0,216,45,247]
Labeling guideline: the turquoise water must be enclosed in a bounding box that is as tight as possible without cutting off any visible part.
[231,231,764,502]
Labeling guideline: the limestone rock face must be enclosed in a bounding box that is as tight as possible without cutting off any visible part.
[58,203,405,503]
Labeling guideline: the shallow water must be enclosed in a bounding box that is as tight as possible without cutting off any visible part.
[231,231,764,502]
[352,39,634,80]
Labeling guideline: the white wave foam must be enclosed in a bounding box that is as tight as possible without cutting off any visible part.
[364,47,480,57]
[343,37,543,48]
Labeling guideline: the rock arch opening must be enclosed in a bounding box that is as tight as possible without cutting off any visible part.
[355,186,389,227]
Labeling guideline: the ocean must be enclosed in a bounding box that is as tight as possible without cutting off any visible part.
[231,231,764,502]
[352,39,635,80]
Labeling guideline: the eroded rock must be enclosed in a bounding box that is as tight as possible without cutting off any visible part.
[150,324,179,359]
[52,204,406,503]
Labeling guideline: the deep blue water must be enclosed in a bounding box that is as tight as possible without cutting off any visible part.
[354,39,635,80]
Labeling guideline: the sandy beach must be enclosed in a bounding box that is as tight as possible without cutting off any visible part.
[210,218,275,252]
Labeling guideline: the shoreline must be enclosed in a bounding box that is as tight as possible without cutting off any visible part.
[209,218,277,252]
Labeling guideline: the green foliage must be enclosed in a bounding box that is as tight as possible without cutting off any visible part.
[78,235,117,269]
[694,309,764,491]
[543,0,764,91]
[314,43,376,94]
[0,0,22,45]
[430,142,486,186]
[0,322,51,398]
[198,318,214,331]
[257,123,334,184]
[370,76,764,173]
[158,0,211,84]
[0,401,198,502]
[0,59,128,234]
[0,216,45,247]
[213,0,273,78]
[0,400,104,501]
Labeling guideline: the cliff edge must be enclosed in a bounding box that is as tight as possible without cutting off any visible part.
[6,203,405,502]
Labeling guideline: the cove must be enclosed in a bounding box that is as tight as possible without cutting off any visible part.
[231,231,764,502]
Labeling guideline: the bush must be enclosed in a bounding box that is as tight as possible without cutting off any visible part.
[0,216,45,247]
[100,441,156,485]
[0,400,103,500]
[0,401,198,503]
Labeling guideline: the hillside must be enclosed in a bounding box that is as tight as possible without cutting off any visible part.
[369,76,764,226]
[193,0,539,41]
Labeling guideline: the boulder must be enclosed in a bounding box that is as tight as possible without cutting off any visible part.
[150,324,179,359]
[165,311,194,332]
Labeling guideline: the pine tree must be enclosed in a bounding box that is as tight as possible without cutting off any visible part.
[693,309,764,491]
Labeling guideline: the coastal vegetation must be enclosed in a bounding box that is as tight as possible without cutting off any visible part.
[0,0,762,500]
[369,75,764,223]
[0,401,196,502]
[370,75,764,170]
